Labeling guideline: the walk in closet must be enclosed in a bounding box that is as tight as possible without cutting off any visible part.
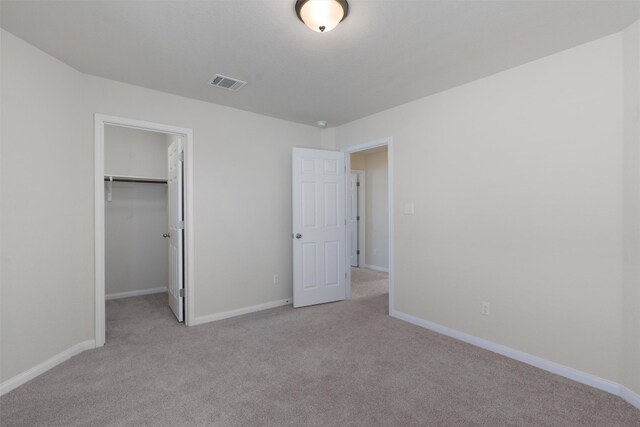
[104,125,179,315]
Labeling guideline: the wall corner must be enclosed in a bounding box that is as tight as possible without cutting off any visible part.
[320,127,337,150]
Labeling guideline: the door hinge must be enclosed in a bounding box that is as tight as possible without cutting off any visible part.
[179,151,185,162]
[179,288,185,298]
[356,182,360,187]
[178,220,185,230]
[357,216,360,221]
[357,250,360,255]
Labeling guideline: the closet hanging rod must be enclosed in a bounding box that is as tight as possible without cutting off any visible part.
[104,176,167,184]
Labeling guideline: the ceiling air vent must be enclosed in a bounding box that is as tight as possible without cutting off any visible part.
[208,74,247,92]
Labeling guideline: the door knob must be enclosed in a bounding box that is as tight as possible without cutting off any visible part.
[163,233,170,238]
[295,233,302,239]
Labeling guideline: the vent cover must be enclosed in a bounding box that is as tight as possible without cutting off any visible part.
[208,74,247,92]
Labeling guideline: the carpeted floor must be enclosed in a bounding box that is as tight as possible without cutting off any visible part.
[1,268,638,426]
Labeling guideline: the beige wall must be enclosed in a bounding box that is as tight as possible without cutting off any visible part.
[363,150,389,269]
[1,29,322,384]
[104,126,168,179]
[104,126,169,297]
[336,30,633,392]
[621,21,640,396]
[320,127,337,150]
[1,30,93,382]
[350,153,366,170]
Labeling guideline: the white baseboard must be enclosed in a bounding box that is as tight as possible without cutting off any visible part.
[364,264,389,273]
[192,298,292,326]
[620,385,640,410]
[105,287,167,300]
[0,340,95,396]
[391,309,640,411]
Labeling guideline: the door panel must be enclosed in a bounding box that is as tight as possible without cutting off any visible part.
[302,243,317,289]
[324,183,339,226]
[293,148,346,308]
[325,241,339,285]
[167,138,184,322]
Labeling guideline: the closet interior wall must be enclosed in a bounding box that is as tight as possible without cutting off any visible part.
[104,125,169,299]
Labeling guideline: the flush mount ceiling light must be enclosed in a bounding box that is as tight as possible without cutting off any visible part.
[295,0,349,33]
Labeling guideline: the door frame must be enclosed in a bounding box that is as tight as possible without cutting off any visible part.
[350,170,366,268]
[343,137,394,312]
[94,114,195,347]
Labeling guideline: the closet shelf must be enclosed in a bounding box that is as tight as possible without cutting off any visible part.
[104,175,167,184]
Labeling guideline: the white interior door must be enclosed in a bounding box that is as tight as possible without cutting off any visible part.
[167,138,184,321]
[292,148,346,308]
[350,173,359,267]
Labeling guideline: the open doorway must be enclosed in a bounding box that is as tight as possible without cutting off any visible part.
[291,141,393,312]
[94,115,194,347]
[344,138,394,313]
[104,125,183,328]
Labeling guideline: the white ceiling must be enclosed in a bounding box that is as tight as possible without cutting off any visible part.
[2,0,639,126]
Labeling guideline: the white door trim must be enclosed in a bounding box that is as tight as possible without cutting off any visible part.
[94,114,195,347]
[343,138,394,312]
[350,170,366,268]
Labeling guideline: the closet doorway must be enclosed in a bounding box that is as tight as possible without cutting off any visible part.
[94,115,194,347]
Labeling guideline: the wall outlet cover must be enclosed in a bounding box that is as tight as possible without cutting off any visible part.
[404,203,415,215]
[481,301,490,316]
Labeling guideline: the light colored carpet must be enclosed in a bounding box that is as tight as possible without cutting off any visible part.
[1,268,638,426]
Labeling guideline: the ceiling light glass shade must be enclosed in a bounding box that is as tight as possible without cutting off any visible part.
[295,0,349,33]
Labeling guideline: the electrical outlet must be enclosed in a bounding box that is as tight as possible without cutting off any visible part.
[404,203,415,215]
[273,274,279,285]
[481,301,490,316]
